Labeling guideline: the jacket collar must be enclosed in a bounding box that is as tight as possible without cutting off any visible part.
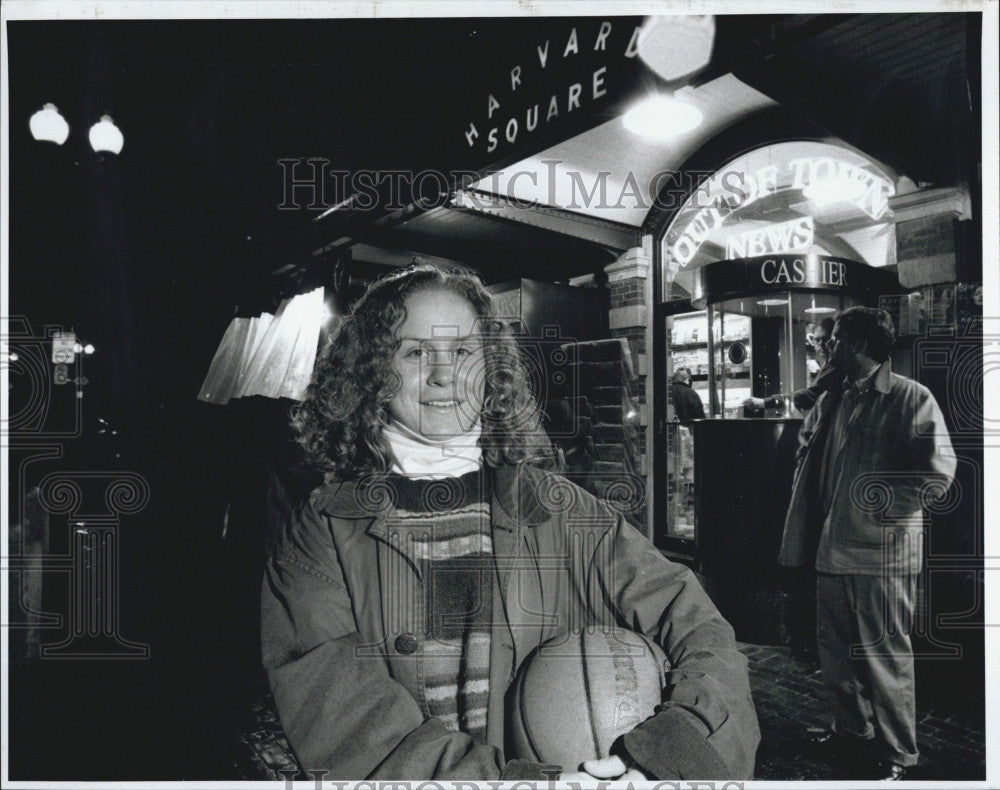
[313,463,551,532]
[843,359,892,395]
[873,359,892,394]
[843,359,891,395]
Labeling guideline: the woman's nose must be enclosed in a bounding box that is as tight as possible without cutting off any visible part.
[426,351,455,385]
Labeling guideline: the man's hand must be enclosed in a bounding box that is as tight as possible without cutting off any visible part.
[558,755,649,784]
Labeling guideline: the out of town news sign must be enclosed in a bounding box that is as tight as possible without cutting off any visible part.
[672,157,896,267]
[461,18,646,160]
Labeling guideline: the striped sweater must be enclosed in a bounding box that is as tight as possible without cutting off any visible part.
[385,470,492,739]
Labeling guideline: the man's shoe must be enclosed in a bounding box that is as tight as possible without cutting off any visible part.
[806,727,840,745]
[878,761,909,781]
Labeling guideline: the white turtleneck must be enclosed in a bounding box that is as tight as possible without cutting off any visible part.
[382,419,483,479]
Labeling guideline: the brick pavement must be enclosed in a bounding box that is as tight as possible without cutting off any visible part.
[741,642,985,781]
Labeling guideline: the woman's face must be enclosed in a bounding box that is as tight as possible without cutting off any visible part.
[387,287,485,439]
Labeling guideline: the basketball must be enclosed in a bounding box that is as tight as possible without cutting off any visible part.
[506,628,668,769]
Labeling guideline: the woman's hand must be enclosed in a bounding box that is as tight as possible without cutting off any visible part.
[558,755,649,784]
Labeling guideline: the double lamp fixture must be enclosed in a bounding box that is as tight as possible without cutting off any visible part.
[29,103,124,154]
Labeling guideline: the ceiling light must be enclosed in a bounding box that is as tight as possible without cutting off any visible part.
[88,115,124,154]
[803,176,866,206]
[29,103,70,145]
[756,299,788,307]
[804,295,836,315]
[623,95,703,140]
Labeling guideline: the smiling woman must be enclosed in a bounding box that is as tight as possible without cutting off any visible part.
[291,261,546,479]
[264,260,760,781]
[388,288,486,440]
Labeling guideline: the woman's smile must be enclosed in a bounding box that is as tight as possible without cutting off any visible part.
[388,287,485,439]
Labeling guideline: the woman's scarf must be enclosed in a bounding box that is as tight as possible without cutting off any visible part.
[382,419,483,479]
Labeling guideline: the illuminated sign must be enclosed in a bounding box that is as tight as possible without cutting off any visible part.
[51,331,78,364]
[692,255,903,309]
[672,204,726,266]
[725,216,814,259]
[462,20,644,157]
[789,157,893,220]
[671,156,895,266]
[760,255,846,287]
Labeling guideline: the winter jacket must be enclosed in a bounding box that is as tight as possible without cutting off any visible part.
[262,463,759,780]
[778,361,956,574]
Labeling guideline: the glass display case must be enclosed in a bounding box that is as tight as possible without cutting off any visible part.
[704,290,847,419]
[665,310,751,541]
[669,311,751,418]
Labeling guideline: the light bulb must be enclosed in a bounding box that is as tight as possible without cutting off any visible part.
[29,103,70,145]
[88,115,124,154]
[623,95,702,140]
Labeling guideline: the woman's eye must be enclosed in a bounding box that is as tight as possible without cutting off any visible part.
[405,347,426,358]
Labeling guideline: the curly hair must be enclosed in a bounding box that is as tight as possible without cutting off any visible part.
[292,261,549,479]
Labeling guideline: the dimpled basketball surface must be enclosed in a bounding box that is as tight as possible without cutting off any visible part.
[506,628,668,769]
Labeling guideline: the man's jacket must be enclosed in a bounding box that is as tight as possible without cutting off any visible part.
[262,463,759,780]
[778,361,956,575]
[670,381,705,422]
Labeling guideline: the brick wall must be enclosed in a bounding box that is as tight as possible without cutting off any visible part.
[605,243,652,537]
[611,328,645,464]
[610,279,644,310]
[610,327,646,370]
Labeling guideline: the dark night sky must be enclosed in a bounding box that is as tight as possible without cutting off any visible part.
[7,17,654,418]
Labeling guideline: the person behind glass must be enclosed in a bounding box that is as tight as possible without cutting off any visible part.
[261,262,759,781]
[669,367,706,423]
[777,307,955,780]
[744,317,840,414]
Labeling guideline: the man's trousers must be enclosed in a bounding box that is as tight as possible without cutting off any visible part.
[816,572,919,767]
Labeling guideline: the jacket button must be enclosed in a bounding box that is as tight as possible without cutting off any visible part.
[394,633,418,654]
